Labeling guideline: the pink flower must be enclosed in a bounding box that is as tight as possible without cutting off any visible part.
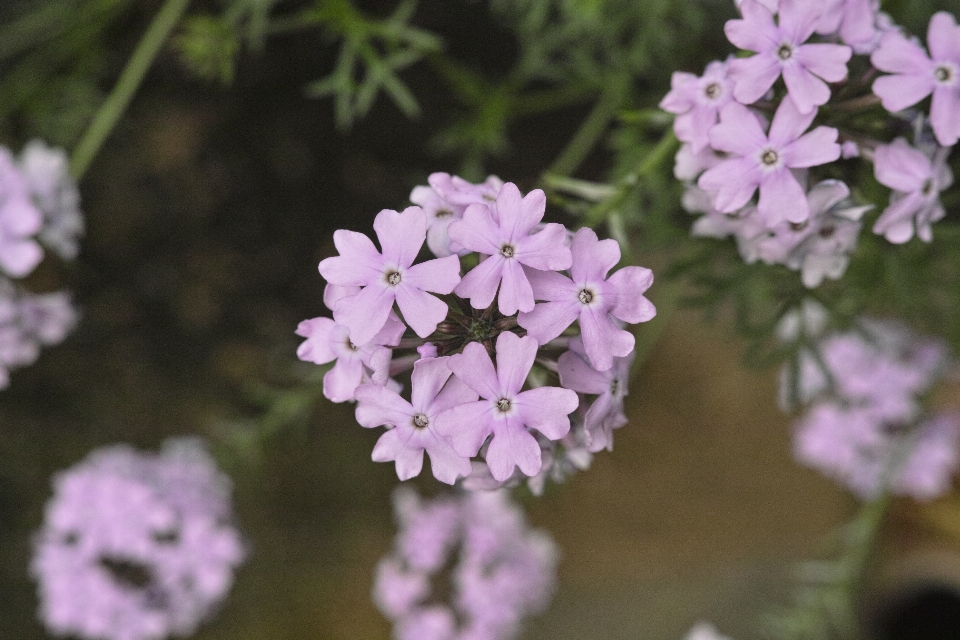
[355,357,476,484]
[295,314,404,403]
[816,0,880,52]
[557,336,633,452]
[872,138,953,243]
[726,0,852,114]
[660,59,736,153]
[698,99,841,225]
[518,227,655,372]
[434,332,578,482]
[871,12,960,146]
[448,183,572,315]
[318,206,461,346]
[0,148,44,278]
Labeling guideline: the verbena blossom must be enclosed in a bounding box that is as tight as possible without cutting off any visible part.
[18,139,84,260]
[872,137,953,243]
[303,176,655,489]
[660,59,735,154]
[318,206,461,346]
[435,332,578,482]
[296,313,404,404]
[31,439,246,640]
[409,174,505,259]
[355,356,475,484]
[0,284,77,389]
[373,488,558,640]
[726,0,852,114]
[0,147,44,278]
[871,11,960,146]
[557,336,633,452]
[518,227,655,372]
[784,320,958,499]
[449,183,572,316]
[698,99,841,225]
[816,0,880,52]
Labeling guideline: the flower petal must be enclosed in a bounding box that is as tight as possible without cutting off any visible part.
[515,223,573,271]
[558,350,608,395]
[494,332,537,396]
[374,207,427,268]
[356,383,414,428]
[872,74,934,112]
[487,418,542,480]
[433,400,494,457]
[515,387,577,440]
[517,300,580,344]
[446,203,502,255]
[448,341,500,400]
[783,126,840,168]
[569,227,621,283]
[333,283,395,347]
[580,308,635,372]
[395,285,449,339]
[372,429,424,481]
[454,254,503,310]
[405,255,461,294]
[758,168,809,224]
[606,266,656,323]
[497,258,535,315]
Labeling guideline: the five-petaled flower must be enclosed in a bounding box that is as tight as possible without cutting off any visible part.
[318,206,461,346]
[435,332,578,482]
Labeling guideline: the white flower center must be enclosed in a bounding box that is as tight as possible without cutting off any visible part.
[435,208,453,218]
[500,244,516,258]
[347,340,359,351]
[704,82,721,100]
[413,413,429,428]
[777,43,794,61]
[761,149,779,166]
[578,288,594,305]
[385,270,401,286]
[496,398,512,412]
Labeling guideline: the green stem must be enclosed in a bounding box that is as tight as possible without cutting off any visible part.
[545,75,626,179]
[69,0,192,180]
[582,128,678,228]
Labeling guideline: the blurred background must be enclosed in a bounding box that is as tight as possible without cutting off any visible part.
[0,0,959,638]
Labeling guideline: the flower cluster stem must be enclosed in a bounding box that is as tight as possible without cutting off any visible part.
[70,0,192,180]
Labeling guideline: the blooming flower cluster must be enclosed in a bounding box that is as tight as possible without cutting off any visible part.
[373,487,558,640]
[662,1,957,285]
[781,313,959,500]
[0,140,84,387]
[297,173,655,489]
[31,439,246,640]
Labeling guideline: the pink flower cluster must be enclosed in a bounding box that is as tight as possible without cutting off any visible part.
[31,439,246,640]
[373,487,558,640]
[783,317,959,500]
[0,140,84,388]
[662,1,958,277]
[297,174,655,488]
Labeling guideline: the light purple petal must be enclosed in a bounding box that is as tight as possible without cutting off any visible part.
[782,63,831,114]
[497,258,535,315]
[927,11,960,62]
[783,126,841,168]
[526,268,577,301]
[873,191,925,243]
[447,204,502,255]
[768,97,816,147]
[448,341,500,400]
[433,400,493,456]
[725,1,779,52]
[569,227,620,283]
[422,431,472,484]
[709,102,768,155]
[729,54,782,105]
[323,357,364,402]
[333,283,395,346]
[874,139,930,192]
[796,43,851,82]
[698,159,761,213]
[499,184,546,241]
[410,357,454,413]
[515,387,577,440]
[758,168,810,223]
[429,372,479,415]
[372,429,425,480]
[871,30,933,75]
[872,74,934,112]
[517,300,580,344]
[931,88,960,147]
[557,350,608,395]
[454,255,503,310]
[580,309,635,372]
[374,207,427,268]
[320,229,383,285]
[405,255,461,294]
[778,0,822,43]
[494,332,537,397]
[606,266,656,323]
[356,383,414,428]
[515,223,573,271]
[323,283,360,311]
[487,419,542,480]
[295,317,338,364]
[395,285,449,339]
